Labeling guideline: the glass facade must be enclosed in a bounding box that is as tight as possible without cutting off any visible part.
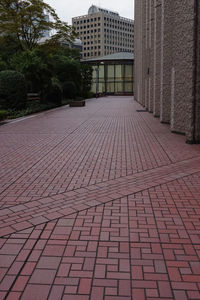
[91,62,133,95]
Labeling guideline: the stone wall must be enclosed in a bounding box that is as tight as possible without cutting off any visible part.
[134,0,200,143]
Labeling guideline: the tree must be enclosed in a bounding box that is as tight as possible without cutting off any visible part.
[9,50,52,100]
[51,55,81,85]
[0,0,76,50]
[80,64,93,98]
[0,34,21,62]
[0,70,27,110]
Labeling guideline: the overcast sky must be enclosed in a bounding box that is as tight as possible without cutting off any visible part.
[45,0,134,25]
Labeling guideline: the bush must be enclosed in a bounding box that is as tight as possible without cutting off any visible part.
[0,57,7,72]
[45,83,62,105]
[10,50,52,100]
[0,70,27,110]
[75,96,84,101]
[80,64,93,98]
[87,91,95,99]
[52,55,80,84]
[0,110,7,121]
[63,81,77,99]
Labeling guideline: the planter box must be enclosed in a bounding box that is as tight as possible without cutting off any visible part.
[69,100,85,107]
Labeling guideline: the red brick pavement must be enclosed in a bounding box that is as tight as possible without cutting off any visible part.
[0,96,200,299]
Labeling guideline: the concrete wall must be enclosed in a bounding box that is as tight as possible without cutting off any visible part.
[134,0,200,143]
[195,0,200,142]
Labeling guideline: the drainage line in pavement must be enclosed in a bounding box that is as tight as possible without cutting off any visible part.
[4,222,49,299]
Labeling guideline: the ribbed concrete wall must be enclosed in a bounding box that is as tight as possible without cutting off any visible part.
[134,0,200,143]
[160,0,173,123]
[171,1,195,136]
[195,1,200,142]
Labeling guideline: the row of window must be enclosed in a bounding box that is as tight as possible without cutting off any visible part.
[76,29,101,34]
[104,35,133,41]
[83,37,100,44]
[83,40,101,44]
[103,17,133,26]
[76,29,133,37]
[75,23,101,29]
[73,18,133,28]
[104,30,133,37]
[84,45,101,50]
[74,17,133,27]
[74,17,101,24]
[83,52,101,57]
[84,46,101,50]
[104,25,133,32]
[75,24,133,32]
[104,43,133,48]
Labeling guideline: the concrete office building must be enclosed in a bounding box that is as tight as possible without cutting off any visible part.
[72,5,134,60]
[134,0,200,143]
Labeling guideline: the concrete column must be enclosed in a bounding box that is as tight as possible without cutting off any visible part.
[171,0,195,136]
[144,0,149,109]
[148,0,155,113]
[142,0,147,107]
[160,0,173,123]
[192,0,200,143]
[153,0,162,117]
[134,0,144,105]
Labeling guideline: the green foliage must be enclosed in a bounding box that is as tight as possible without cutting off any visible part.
[0,57,7,71]
[52,55,80,84]
[0,110,8,121]
[10,50,52,99]
[0,70,27,110]
[63,81,77,99]
[0,0,76,51]
[0,2,93,114]
[0,35,21,62]
[75,96,84,101]
[80,64,93,98]
[45,83,62,105]
[87,91,95,99]
[7,100,61,119]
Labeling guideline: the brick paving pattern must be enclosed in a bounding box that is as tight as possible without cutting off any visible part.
[0,96,200,299]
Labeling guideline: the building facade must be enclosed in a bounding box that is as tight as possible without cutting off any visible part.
[134,0,200,143]
[83,52,133,95]
[72,5,134,60]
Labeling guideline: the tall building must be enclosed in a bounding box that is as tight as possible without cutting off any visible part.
[134,0,200,143]
[72,5,134,60]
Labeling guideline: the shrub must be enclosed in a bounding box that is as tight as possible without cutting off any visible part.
[52,55,80,84]
[80,64,93,98]
[0,70,27,110]
[87,91,95,99]
[10,50,52,99]
[75,96,84,101]
[45,83,62,105]
[62,81,77,99]
[0,57,7,72]
[0,110,7,121]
